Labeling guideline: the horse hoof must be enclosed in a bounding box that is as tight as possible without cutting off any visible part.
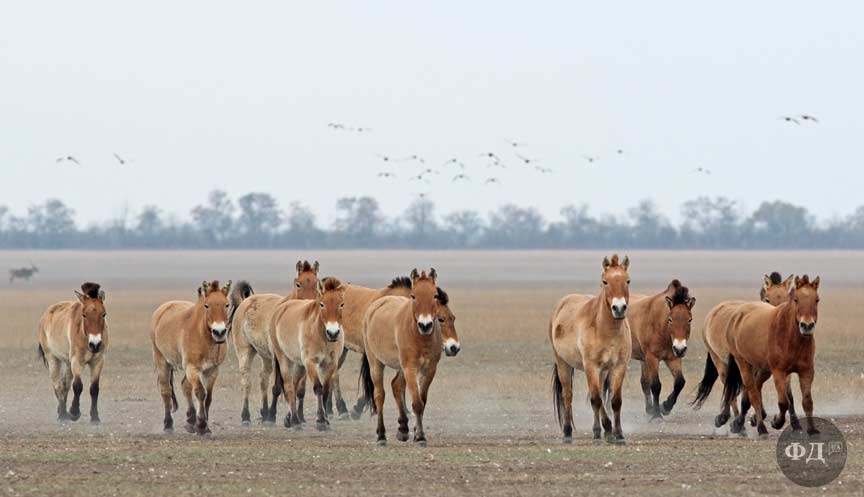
[661,402,674,416]
[592,438,603,446]
[771,417,785,430]
[749,415,757,427]
[791,420,803,432]
[376,439,387,447]
[396,432,409,442]
[351,410,362,420]
[808,428,821,436]
[562,436,573,445]
[68,412,81,422]
[714,413,730,428]
[90,418,101,425]
[164,427,174,434]
[608,437,626,445]
[185,423,196,434]
[316,422,330,432]
[241,420,251,427]
[414,439,427,448]
[338,412,351,421]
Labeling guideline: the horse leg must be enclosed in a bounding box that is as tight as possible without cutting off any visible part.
[305,359,330,431]
[293,364,307,423]
[404,365,429,446]
[749,369,771,427]
[798,368,818,435]
[68,357,84,421]
[643,355,662,420]
[275,353,298,428]
[639,361,653,415]
[554,357,575,443]
[181,374,196,433]
[186,366,209,435]
[368,355,387,445]
[391,371,409,441]
[661,357,685,415]
[770,369,790,430]
[786,380,802,431]
[204,368,218,422]
[415,365,438,446]
[154,353,174,432]
[236,343,255,425]
[48,356,70,421]
[607,363,627,444]
[258,354,274,423]
[740,361,768,437]
[584,363,608,443]
[332,347,350,419]
[732,390,751,434]
[88,357,104,424]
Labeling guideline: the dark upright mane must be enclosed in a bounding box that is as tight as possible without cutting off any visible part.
[388,276,412,290]
[435,287,449,306]
[321,277,342,292]
[81,282,101,299]
[669,282,691,306]
[769,272,782,285]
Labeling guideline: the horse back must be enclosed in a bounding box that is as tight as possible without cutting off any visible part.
[550,293,593,369]
[150,300,196,366]
[232,293,283,357]
[363,295,409,370]
[38,301,80,360]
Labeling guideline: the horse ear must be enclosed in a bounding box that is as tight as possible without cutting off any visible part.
[429,268,437,282]
[222,280,232,295]
[98,290,106,302]
[762,274,772,291]
[622,255,630,270]
[602,257,611,271]
[317,279,324,295]
[74,290,85,303]
[313,261,320,274]
[664,296,674,310]
[410,268,420,283]
[794,275,804,289]
[202,280,211,297]
[811,276,820,290]
[687,297,696,310]
[782,274,794,289]
[295,260,303,273]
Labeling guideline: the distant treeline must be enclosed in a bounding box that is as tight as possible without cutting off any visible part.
[1,191,862,249]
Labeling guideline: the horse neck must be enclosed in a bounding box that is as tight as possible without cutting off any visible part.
[594,286,626,333]
[774,301,809,348]
[191,301,210,339]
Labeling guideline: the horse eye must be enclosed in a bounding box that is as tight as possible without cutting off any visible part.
[627,280,631,285]
[204,304,209,309]
[103,312,107,318]
[410,295,416,300]
[295,282,301,288]
[225,304,229,309]
[438,317,445,323]
[319,302,325,308]
[602,280,608,285]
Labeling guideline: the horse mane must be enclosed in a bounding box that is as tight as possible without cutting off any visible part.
[769,272,782,285]
[321,277,342,292]
[81,282,101,299]
[799,274,810,286]
[669,283,691,306]
[436,287,449,306]
[209,280,221,291]
[388,276,412,290]
[298,260,315,272]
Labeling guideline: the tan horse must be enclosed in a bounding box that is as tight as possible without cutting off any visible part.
[37,282,107,423]
[628,280,695,419]
[230,260,319,424]
[270,277,346,431]
[359,269,446,446]
[720,275,821,436]
[550,255,631,444]
[151,280,232,435]
[692,271,794,426]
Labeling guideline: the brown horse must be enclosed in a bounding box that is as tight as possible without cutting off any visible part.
[692,271,795,426]
[550,255,632,444]
[270,277,346,431]
[230,260,319,424]
[37,282,107,423]
[720,275,821,437]
[359,269,446,446]
[151,280,232,435]
[628,280,695,419]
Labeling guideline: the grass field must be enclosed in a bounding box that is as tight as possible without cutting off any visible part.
[0,250,861,496]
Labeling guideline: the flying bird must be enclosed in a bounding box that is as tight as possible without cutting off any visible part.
[582,155,600,164]
[378,171,397,179]
[534,166,553,174]
[779,116,800,125]
[799,114,819,123]
[398,154,426,164]
[514,153,537,165]
[616,149,625,155]
[693,167,712,175]
[484,177,502,186]
[452,173,470,182]
[56,155,81,166]
[112,153,130,165]
[504,138,525,148]
[479,152,503,162]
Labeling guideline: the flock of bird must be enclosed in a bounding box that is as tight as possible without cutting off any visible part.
[54,115,819,189]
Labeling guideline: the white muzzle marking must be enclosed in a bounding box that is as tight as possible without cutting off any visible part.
[418,314,433,327]
[88,334,102,347]
[444,337,460,356]
[211,322,227,333]
[672,339,687,352]
[611,297,627,317]
[325,321,342,340]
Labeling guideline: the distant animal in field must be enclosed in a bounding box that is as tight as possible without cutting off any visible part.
[550,254,631,444]
[231,261,320,425]
[151,280,233,435]
[270,277,346,431]
[37,282,107,423]
[359,269,453,446]
[56,155,81,166]
[628,280,695,419]
[9,262,38,283]
[719,275,821,437]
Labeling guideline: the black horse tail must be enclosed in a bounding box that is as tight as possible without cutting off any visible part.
[552,364,572,429]
[169,369,178,412]
[691,353,719,409]
[358,354,376,415]
[227,280,254,333]
[37,343,47,368]
[721,355,743,410]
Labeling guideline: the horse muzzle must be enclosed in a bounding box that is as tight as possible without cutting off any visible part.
[324,322,342,342]
[798,321,816,336]
[210,322,228,343]
[443,338,461,357]
[671,339,688,358]
[610,298,628,320]
[87,335,103,353]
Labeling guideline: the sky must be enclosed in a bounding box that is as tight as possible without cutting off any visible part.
[1,1,862,228]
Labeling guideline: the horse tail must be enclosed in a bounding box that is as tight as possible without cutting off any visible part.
[169,369,178,412]
[358,353,376,415]
[721,355,743,410]
[37,343,47,368]
[551,363,572,429]
[691,353,719,409]
[227,280,254,332]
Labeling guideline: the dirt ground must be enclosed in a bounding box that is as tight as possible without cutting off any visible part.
[0,250,861,496]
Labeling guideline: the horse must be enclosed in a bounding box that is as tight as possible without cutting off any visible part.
[359,269,448,446]
[719,275,821,437]
[9,262,38,284]
[692,271,795,427]
[269,277,346,431]
[37,282,107,423]
[550,254,632,444]
[628,280,695,419]
[151,280,232,435]
[335,277,460,419]
[230,260,319,425]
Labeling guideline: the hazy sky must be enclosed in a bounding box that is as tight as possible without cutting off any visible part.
[1,2,861,227]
